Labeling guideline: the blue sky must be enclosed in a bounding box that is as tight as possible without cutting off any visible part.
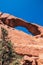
[0,0,43,34]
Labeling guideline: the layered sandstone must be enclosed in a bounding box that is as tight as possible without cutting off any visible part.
[0,21,43,65]
[0,12,43,65]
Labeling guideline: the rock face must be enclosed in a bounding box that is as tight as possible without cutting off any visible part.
[0,12,43,65]
[0,12,43,35]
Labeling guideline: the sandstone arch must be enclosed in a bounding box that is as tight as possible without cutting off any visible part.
[0,12,43,35]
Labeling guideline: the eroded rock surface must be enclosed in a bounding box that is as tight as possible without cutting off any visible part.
[0,12,43,35]
[0,12,43,65]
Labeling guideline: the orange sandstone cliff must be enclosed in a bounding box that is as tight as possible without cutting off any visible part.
[0,12,43,65]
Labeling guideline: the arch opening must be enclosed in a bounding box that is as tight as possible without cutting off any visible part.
[15,26,32,35]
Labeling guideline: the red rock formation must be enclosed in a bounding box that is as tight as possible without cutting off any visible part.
[0,12,43,65]
[0,12,43,35]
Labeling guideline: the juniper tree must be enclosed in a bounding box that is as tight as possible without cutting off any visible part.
[1,27,23,65]
[1,27,14,65]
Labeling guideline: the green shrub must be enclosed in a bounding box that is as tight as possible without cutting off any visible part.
[1,27,23,65]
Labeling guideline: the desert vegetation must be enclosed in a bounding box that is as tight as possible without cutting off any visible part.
[0,27,23,65]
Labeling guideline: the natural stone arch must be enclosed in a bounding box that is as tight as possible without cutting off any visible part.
[0,12,43,35]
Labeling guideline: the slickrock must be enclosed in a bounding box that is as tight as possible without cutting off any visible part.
[0,12,43,35]
[0,12,43,65]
